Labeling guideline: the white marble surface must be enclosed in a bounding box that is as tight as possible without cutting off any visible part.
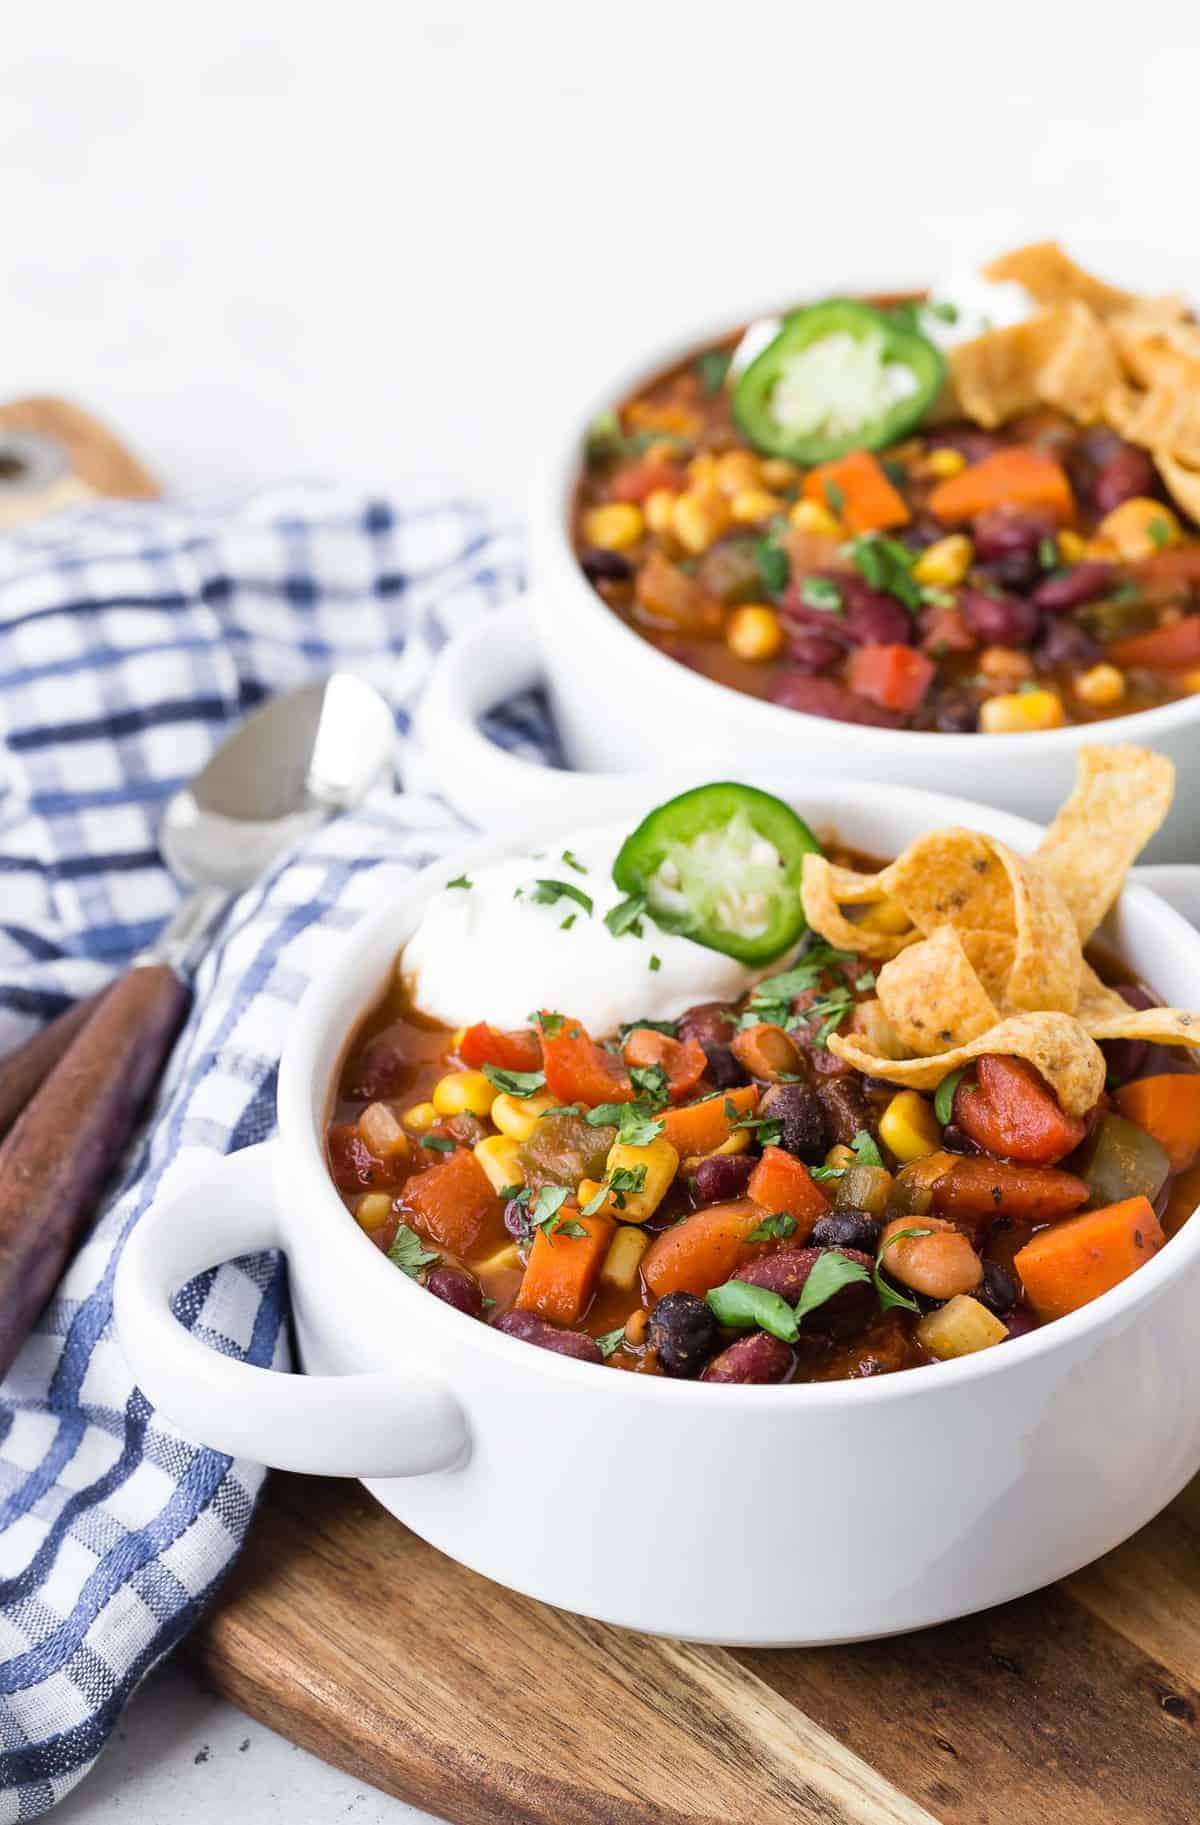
[4,0,1199,1818]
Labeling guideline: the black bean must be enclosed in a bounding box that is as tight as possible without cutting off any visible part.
[425,1265,484,1319]
[706,1044,748,1089]
[758,1082,829,1163]
[977,1260,1018,1316]
[940,1122,982,1155]
[579,545,633,584]
[1034,617,1101,669]
[810,1210,882,1253]
[690,1153,755,1205]
[492,1308,604,1363]
[934,693,979,734]
[648,1292,720,1378]
[816,1076,873,1147]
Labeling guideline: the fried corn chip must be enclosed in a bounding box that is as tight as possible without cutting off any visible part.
[983,241,1133,318]
[800,855,917,961]
[1109,301,1200,387]
[1109,377,1200,469]
[1037,746,1175,940]
[1034,300,1123,424]
[950,303,1121,431]
[829,1012,1107,1118]
[1155,449,1200,523]
[875,926,1000,1056]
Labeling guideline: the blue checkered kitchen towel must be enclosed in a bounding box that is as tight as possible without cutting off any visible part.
[0,484,543,1819]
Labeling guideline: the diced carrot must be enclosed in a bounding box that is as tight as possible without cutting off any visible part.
[1110,616,1200,672]
[746,1146,830,1237]
[643,1198,767,1298]
[803,449,911,534]
[927,446,1075,525]
[954,1055,1087,1166]
[660,1085,758,1157]
[931,1156,1088,1225]
[515,1209,615,1325]
[731,1023,802,1082]
[403,1148,506,1255]
[635,553,723,636]
[622,1026,708,1102]
[1114,1075,1200,1172]
[458,1022,544,1073]
[1014,1195,1165,1321]
[845,644,935,715]
[538,1013,633,1108]
[608,456,687,503]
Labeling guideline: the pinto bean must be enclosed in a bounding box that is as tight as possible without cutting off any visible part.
[426,1265,484,1318]
[492,1309,603,1364]
[701,1330,794,1384]
[879,1215,983,1300]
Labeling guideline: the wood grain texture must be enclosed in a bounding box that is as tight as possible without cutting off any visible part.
[194,1473,1200,1825]
[0,395,157,500]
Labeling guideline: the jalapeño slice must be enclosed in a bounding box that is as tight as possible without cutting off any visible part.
[611,783,820,964]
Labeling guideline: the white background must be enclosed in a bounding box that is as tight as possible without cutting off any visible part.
[6,1,1200,1819]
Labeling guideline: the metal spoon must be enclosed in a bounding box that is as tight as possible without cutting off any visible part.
[0,673,395,1377]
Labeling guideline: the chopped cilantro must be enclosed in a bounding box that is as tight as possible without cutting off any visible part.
[446,874,471,890]
[809,1163,845,1183]
[536,1011,565,1037]
[873,1226,933,1314]
[851,1129,883,1168]
[695,348,732,396]
[629,1063,670,1108]
[934,1066,968,1126]
[706,1278,798,1343]
[846,533,921,612]
[1148,516,1171,550]
[596,1326,628,1358]
[738,946,858,1029]
[823,478,846,516]
[745,1212,798,1244]
[1038,536,1059,572]
[531,878,594,917]
[649,955,661,971]
[619,1017,677,1041]
[561,913,577,930]
[419,1135,455,1153]
[795,1249,872,1319]
[724,1097,783,1148]
[387,1225,439,1277]
[800,575,844,615]
[756,538,790,596]
[561,849,588,874]
[586,1101,665,1146]
[604,893,647,938]
[530,1184,573,1241]
[926,299,959,324]
[482,1064,547,1099]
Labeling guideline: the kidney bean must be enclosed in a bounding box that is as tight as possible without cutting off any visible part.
[933,694,979,734]
[919,602,977,655]
[971,508,1058,562]
[579,546,633,585]
[810,1210,882,1252]
[979,552,1041,593]
[1032,561,1117,615]
[701,1330,794,1384]
[977,1260,1018,1316]
[816,1076,874,1146]
[347,1033,409,1101]
[1034,617,1101,669]
[901,511,949,551]
[1003,1302,1039,1341]
[492,1308,603,1364]
[769,673,904,727]
[740,1245,874,1308]
[758,1082,829,1162]
[677,1001,736,1050]
[1092,445,1157,516]
[426,1265,484,1319]
[788,631,847,673]
[503,1196,532,1242]
[648,1292,720,1378]
[959,588,1038,648]
[691,1153,755,1205]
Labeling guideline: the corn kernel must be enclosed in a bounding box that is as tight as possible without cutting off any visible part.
[475,1241,523,1276]
[473,1134,524,1194]
[354,1192,393,1232]
[912,533,972,588]
[730,487,785,526]
[643,487,678,535]
[602,1136,680,1224]
[491,1088,556,1142]
[600,1225,651,1292]
[713,449,762,495]
[1073,663,1126,709]
[926,447,967,479]
[879,1090,941,1163]
[760,457,801,490]
[726,603,785,662]
[624,1307,649,1346]
[856,896,911,935]
[432,1069,496,1119]
[978,645,1034,686]
[358,1101,409,1160]
[1096,497,1182,563]
[824,1143,856,1171]
[1082,536,1120,562]
[403,1101,439,1133]
[686,451,719,487]
[670,487,732,554]
[581,502,644,551]
[980,689,1066,734]
[1057,529,1086,563]
[789,498,843,538]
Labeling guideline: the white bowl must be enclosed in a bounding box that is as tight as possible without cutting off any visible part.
[114,777,1200,1645]
[416,298,1200,861]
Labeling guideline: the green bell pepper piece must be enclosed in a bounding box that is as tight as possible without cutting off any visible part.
[733,299,945,464]
[611,782,820,964]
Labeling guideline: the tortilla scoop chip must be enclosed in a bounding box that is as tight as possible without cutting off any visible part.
[1110,378,1200,469]
[948,313,1058,428]
[1035,300,1123,424]
[983,242,1133,318]
[1037,746,1175,941]
[800,854,917,961]
[876,828,1014,935]
[829,1011,1107,1119]
[1155,449,1200,524]
[875,926,999,1056]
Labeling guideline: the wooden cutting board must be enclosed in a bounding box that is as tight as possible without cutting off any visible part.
[192,1470,1200,1825]
[20,398,1200,1823]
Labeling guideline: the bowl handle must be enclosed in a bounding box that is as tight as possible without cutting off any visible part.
[415,595,630,825]
[113,1142,469,1477]
[1131,865,1200,930]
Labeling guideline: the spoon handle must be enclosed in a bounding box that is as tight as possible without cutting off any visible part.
[0,962,189,1380]
[0,990,107,1143]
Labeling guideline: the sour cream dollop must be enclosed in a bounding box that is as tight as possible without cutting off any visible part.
[919,272,1035,351]
[401,825,769,1036]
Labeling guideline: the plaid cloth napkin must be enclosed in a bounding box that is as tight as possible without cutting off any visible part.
[0,485,544,1820]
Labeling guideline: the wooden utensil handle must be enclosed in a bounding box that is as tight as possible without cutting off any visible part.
[0,962,189,1379]
[0,990,108,1142]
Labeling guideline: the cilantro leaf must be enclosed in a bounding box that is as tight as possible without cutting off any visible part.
[419,1135,455,1153]
[1148,516,1171,551]
[531,879,594,917]
[482,1064,547,1099]
[446,874,472,889]
[934,1066,968,1126]
[800,575,843,615]
[695,348,732,396]
[745,1212,798,1244]
[604,893,647,938]
[756,538,790,596]
[561,849,588,874]
[619,1017,677,1041]
[649,954,661,972]
[823,478,846,515]
[387,1224,439,1277]
[705,1278,799,1343]
[596,1326,628,1358]
[873,1225,933,1314]
[629,1062,670,1108]
[795,1248,872,1320]
[809,1163,846,1183]
[536,1011,565,1037]
[851,1129,884,1168]
[846,533,921,613]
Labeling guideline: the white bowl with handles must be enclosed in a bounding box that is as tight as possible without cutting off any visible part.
[114,777,1200,1646]
[416,297,1200,860]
